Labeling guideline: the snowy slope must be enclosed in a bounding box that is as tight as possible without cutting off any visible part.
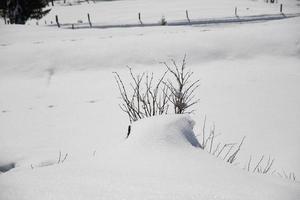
[1,115,300,200]
[38,0,300,26]
[1,0,300,199]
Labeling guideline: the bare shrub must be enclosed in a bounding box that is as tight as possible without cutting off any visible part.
[199,119,297,181]
[57,151,68,164]
[162,55,200,114]
[114,67,169,123]
[114,57,297,182]
[114,56,200,123]
[198,116,245,163]
[277,170,297,181]
[244,155,276,175]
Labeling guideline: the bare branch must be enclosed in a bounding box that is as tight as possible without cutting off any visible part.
[253,155,264,173]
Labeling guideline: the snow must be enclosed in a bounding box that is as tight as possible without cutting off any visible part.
[1,0,300,199]
[39,0,300,26]
[1,115,300,200]
[125,115,201,150]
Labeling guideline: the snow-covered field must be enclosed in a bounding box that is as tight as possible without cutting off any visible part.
[1,0,300,199]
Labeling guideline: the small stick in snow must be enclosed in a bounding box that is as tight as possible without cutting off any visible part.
[55,15,60,28]
[87,13,92,28]
[138,12,143,24]
[247,155,252,171]
[227,136,245,164]
[201,115,206,149]
[57,151,62,163]
[235,7,238,17]
[61,153,68,163]
[126,125,131,138]
[252,155,264,173]
[186,10,191,23]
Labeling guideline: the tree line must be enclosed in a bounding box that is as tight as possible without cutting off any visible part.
[0,0,51,24]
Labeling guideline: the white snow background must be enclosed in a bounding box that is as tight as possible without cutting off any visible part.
[0,0,300,199]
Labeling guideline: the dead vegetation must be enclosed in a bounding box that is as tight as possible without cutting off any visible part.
[114,55,297,182]
[114,55,199,123]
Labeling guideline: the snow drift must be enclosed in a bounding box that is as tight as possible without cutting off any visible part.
[125,115,201,150]
[1,0,300,199]
[1,115,300,200]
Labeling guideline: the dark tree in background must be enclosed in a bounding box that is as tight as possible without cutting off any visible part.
[0,1,8,24]
[0,0,51,24]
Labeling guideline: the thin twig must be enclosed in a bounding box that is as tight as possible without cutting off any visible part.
[253,155,264,173]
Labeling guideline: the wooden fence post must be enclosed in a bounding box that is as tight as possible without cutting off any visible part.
[138,12,143,24]
[55,15,60,28]
[235,7,238,17]
[87,13,92,28]
[280,4,283,13]
[186,10,190,23]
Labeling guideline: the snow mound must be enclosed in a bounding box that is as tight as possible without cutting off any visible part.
[125,115,201,150]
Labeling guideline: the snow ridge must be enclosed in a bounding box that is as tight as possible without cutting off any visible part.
[125,115,201,150]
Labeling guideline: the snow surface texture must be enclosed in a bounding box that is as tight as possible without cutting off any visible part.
[125,115,201,150]
[1,115,300,200]
[38,0,300,26]
[1,0,300,199]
